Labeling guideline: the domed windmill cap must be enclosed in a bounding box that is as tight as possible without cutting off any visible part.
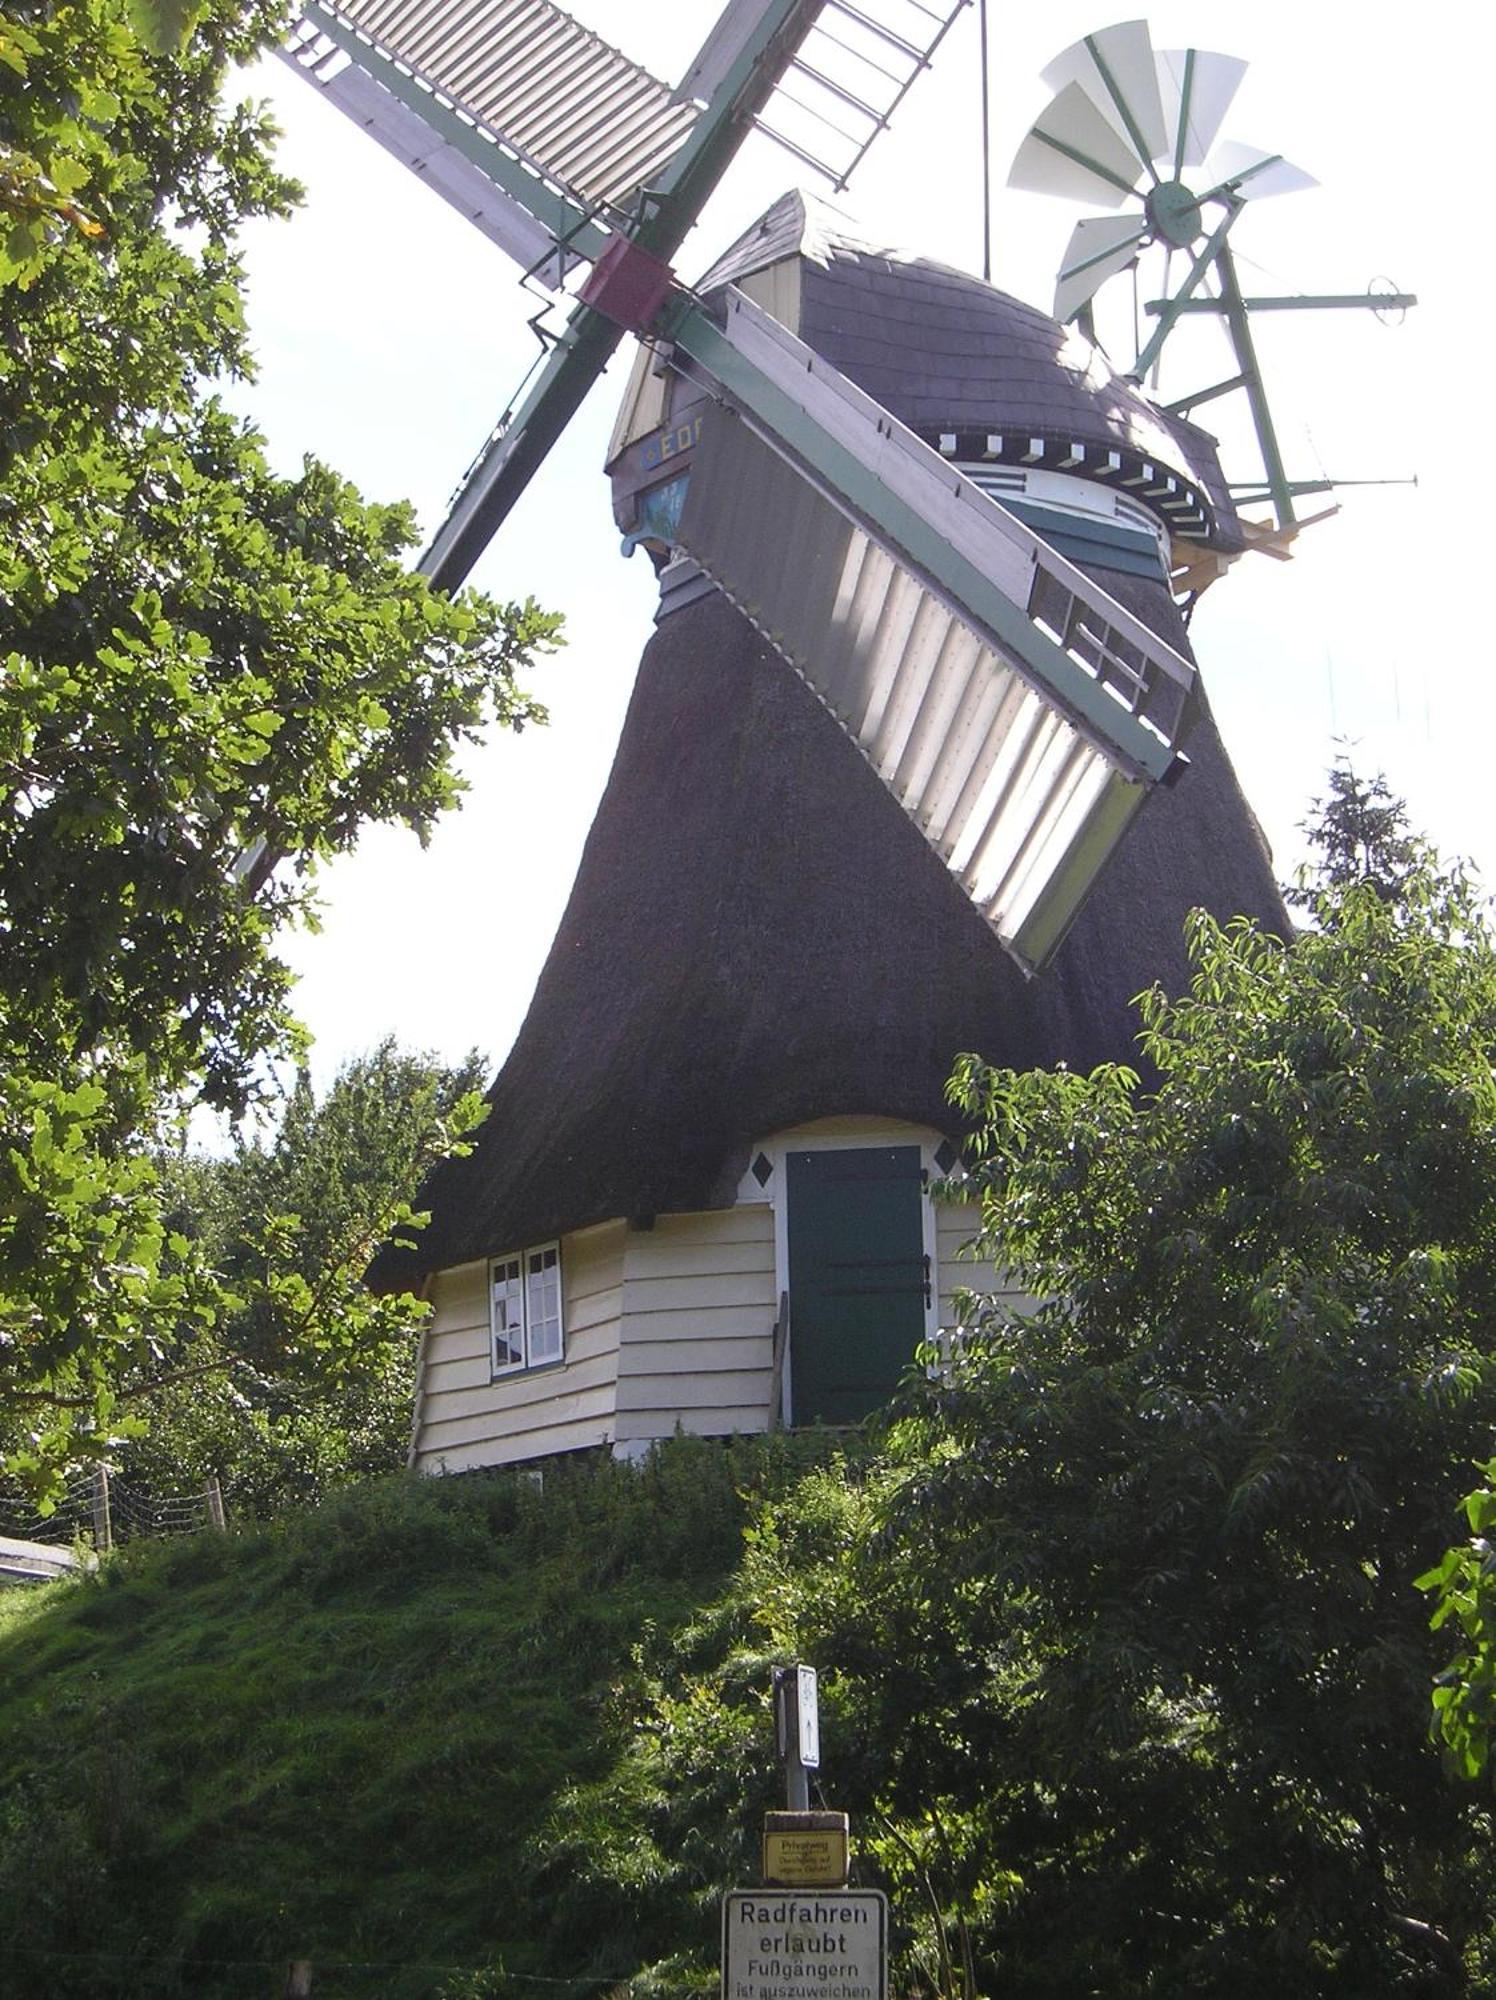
[691,188,1243,550]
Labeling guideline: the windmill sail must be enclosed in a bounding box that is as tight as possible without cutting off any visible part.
[662,287,1194,970]
[278,0,972,588]
[276,4,1203,969]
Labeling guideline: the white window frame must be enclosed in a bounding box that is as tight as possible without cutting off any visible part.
[489,1240,565,1378]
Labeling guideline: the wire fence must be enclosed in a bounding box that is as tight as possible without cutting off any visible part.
[0,1464,226,1557]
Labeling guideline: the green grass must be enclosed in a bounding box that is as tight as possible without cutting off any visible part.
[0,1438,826,2000]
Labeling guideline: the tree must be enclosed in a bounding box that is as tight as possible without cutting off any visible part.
[117,1042,488,1516]
[0,0,559,1492]
[546,772,1496,1998]
[1421,1461,1496,1783]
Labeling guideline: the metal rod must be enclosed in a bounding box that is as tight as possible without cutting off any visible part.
[1164,371,1247,414]
[1033,125,1136,198]
[1215,241,1295,529]
[1229,477,1416,497]
[1128,199,1240,379]
[979,0,991,282]
[1172,46,1193,183]
[822,0,927,60]
[1146,290,1419,315]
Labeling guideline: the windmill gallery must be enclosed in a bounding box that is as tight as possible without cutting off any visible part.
[276,4,1409,1468]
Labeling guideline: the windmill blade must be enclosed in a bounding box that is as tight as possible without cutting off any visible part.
[280,22,602,285]
[354,0,962,590]
[283,0,698,231]
[423,297,624,591]
[663,287,1196,971]
[1202,140,1318,202]
[1054,212,1147,323]
[1009,79,1147,207]
[1041,20,1167,173]
[1154,46,1247,174]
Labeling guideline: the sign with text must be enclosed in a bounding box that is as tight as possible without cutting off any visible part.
[762,1810,850,1887]
[722,1890,886,2000]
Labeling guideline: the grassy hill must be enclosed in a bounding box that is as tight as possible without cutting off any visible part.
[0,1441,821,2000]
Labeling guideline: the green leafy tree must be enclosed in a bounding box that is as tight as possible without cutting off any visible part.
[1421,1462,1496,1782]
[118,1041,488,1517]
[547,772,1496,1999]
[0,0,559,1492]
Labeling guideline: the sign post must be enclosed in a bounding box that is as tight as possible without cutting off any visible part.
[772,1663,819,1812]
[722,1665,884,2000]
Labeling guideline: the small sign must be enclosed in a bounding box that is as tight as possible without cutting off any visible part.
[774,1664,821,1771]
[763,1810,849,1887]
[796,1665,820,1769]
[722,1890,886,2000]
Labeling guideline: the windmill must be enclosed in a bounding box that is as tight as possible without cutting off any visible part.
[281,0,1203,976]
[1008,18,1415,542]
[272,5,1342,1457]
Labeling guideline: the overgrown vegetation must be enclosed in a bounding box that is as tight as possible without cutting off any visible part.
[117,1041,489,1517]
[4,775,1495,1998]
[0,1442,840,1999]
[0,0,558,1494]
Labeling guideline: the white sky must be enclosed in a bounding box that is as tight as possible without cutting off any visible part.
[225,1,1495,1088]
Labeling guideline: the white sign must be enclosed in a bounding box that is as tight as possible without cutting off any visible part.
[722,1890,886,2000]
[796,1665,820,1770]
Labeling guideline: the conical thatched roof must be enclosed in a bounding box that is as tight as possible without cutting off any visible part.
[374,200,1286,1284]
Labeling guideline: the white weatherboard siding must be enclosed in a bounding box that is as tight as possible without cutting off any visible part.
[411,1220,625,1473]
[936,1196,1026,1323]
[612,1205,778,1445]
[410,1122,1029,1473]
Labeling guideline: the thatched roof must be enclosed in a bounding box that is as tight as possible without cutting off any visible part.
[373,201,1286,1285]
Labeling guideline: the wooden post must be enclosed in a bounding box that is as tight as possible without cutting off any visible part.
[91,1465,112,1553]
[769,1291,790,1433]
[283,1961,313,1996]
[204,1477,226,1532]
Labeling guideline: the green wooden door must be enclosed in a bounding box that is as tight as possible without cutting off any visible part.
[786,1146,929,1426]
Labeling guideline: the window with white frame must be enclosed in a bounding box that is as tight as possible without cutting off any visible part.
[489,1242,564,1375]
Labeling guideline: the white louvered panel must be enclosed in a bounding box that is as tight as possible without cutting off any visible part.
[279,28,576,280]
[309,0,699,210]
[674,418,1151,970]
[867,589,954,776]
[926,672,1032,859]
[888,623,986,812]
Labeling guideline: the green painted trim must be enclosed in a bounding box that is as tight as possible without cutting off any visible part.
[1215,243,1295,529]
[423,307,623,590]
[1001,499,1157,556]
[1196,152,1286,203]
[300,1,611,262]
[1172,48,1194,183]
[641,0,821,247]
[1033,127,1138,199]
[1165,371,1247,414]
[1001,501,1165,581]
[671,304,1180,782]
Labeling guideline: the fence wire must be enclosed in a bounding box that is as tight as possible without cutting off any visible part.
[0,1468,223,1553]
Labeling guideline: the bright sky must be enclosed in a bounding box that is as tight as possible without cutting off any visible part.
[226,1,1493,1088]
